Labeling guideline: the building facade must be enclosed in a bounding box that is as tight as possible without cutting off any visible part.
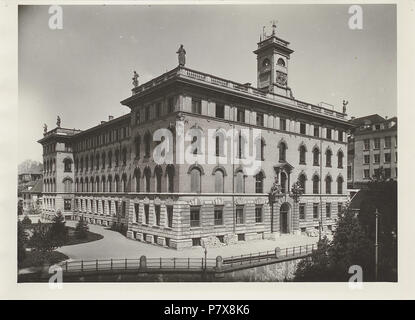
[38,30,353,249]
[347,114,397,189]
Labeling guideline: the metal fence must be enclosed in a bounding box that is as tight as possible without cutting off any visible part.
[59,243,316,274]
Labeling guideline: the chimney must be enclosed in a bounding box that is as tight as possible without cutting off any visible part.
[108,115,114,121]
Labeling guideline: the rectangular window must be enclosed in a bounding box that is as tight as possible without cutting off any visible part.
[300,123,306,135]
[214,206,223,225]
[166,97,174,113]
[144,204,149,224]
[108,201,111,215]
[256,112,264,126]
[155,102,161,118]
[190,207,200,227]
[364,155,370,164]
[347,166,352,180]
[192,238,201,246]
[114,201,118,216]
[236,205,244,224]
[280,118,286,131]
[374,154,380,163]
[167,205,173,228]
[374,138,380,149]
[191,98,202,114]
[64,199,71,211]
[313,203,319,219]
[299,203,306,220]
[326,128,332,140]
[326,203,331,218]
[134,203,139,223]
[155,205,161,226]
[385,136,391,148]
[313,125,320,137]
[135,110,140,124]
[216,103,225,119]
[384,153,391,163]
[237,109,245,123]
[364,169,370,178]
[385,168,391,178]
[338,130,343,142]
[255,205,263,223]
[364,139,370,150]
[338,203,343,216]
[145,106,150,121]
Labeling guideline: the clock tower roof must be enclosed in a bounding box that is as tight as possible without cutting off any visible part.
[253,34,294,56]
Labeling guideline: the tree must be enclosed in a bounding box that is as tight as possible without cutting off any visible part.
[21,215,32,227]
[75,217,89,239]
[48,211,68,248]
[17,221,28,267]
[294,209,373,281]
[17,200,23,216]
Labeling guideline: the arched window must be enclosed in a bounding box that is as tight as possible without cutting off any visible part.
[135,135,141,158]
[90,155,93,171]
[337,150,344,168]
[63,158,72,172]
[337,176,344,195]
[279,141,287,162]
[155,165,163,193]
[80,157,84,171]
[144,167,151,192]
[108,175,113,192]
[63,178,72,193]
[85,177,89,192]
[122,174,127,192]
[190,167,202,193]
[326,148,332,167]
[134,168,141,192]
[256,138,265,161]
[90,177,95,192]
[325,175,332,194]
[298,173,307,193]
[144,132,152,157]
[235,170,245,193]
[101,152,106,169]
[166,165,175,193]
[255,171,264,193]
[80,178,84,192]
[277,58,285,67]
[96,154,100,170]
[75,178,79,192]
[280,172,287,193]
[114,175,120,192]
[214,168,225,193]
[75,158,79,172]
[313,147,320,166]
[299,145,307,164]
[312,175,320,194]
[95,176,100,192]
[101,176,106,192]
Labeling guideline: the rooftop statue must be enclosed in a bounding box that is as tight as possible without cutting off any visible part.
[343,100,348,114]
[132,71,139,87]
[176,44,186,67]
[43,123,47,134]
[56,116,61,128]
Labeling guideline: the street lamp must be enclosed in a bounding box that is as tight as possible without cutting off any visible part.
[289,181,304,234]
[374,208,380,281]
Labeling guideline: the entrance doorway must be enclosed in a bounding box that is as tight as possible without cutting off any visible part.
[280,202,290,234]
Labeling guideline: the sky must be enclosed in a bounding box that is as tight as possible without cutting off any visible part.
[18,4,396,163]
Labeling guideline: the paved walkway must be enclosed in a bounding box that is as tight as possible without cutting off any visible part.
[59,221,319,261]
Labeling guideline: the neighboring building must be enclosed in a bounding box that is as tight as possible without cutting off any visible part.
[347,114,397,189]
[21,179,43,214]
[38,28,353,249]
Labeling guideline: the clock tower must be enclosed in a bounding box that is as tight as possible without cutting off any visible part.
[254,22,294,97]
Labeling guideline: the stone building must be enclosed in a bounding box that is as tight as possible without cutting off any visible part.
[347,114,397,189]
[38,29,353,249]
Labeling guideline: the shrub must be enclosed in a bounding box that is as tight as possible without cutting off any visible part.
[21,215,32,226]
[75,218,89,239]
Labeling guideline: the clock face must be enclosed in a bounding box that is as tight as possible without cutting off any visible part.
[262,58,270,68]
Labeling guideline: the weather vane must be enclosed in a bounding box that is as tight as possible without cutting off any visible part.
[271,20,278,35]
